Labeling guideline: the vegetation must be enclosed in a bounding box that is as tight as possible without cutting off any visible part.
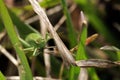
[0,0,120,80]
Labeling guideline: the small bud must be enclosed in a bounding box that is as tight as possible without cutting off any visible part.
[78,11,87,32]
[85,34,98,45]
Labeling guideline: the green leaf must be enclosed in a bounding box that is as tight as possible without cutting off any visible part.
[0,71,6,80]
[69,21,88,80]
[61,0,77,47]
[23,0,60,11]
[0,18,4,32]
[9,10,39,39]
[75,24,88,76]
[88,68,100,80]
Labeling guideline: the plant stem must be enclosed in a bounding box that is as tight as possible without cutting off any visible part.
[0,0,33,80]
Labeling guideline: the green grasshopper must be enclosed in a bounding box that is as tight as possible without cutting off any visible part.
[19,33,50,56]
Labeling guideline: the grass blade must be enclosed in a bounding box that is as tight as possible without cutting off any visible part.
[69,12,87,80]
[0,0,33,80]
[9,10,39,39]
[61,0,77,47]
[69,12,99,80]
[0,71,6,80]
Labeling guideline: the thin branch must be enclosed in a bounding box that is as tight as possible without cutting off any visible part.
[25,3,76,31]
[59,63,64,79]
[25,5,62,24]
[43,51,51,77]
[47,5,62,16]
[0,45,18,67]
[75,59,120,68]
[78,68,88,80]
[25,15,39,24]
[54,4,77,31]
[0,30,6,41]
[6,76,61,80]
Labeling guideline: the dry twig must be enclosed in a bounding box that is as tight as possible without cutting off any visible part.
[76,59,120,68]
[78,68,88,80]
[54,4,77,31]
[0,45,18,67]
[6,76,61,80]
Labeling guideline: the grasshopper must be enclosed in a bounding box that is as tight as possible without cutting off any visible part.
[19,33,50,56]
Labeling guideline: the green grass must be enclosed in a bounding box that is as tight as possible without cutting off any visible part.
[0,0,120,80]
[0,0,33,80]
[0,71,6,80]
[60,0,99,79]
[69,24,88,80]
[61,0,77,48]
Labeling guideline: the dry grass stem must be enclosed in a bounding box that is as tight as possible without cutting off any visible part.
[0,45,18,67]
[25,15,39,24]
[54,4,77,31]
[47,5,62,15]
[6,76,61,80]
[0,30,6,41]
[78,68,88,80]
[70,33,98,52]
[76,59,120,68]
[59,63,64,79]
[44,52,51,77]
